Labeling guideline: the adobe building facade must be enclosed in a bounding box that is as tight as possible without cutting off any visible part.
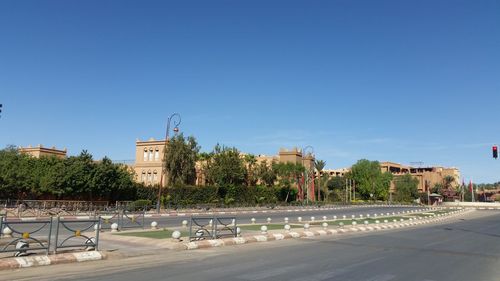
[133,139,315,186]
[18,145,67,159]
[380,162,461,193]
[133,138,167,186]
[319,162,461,194]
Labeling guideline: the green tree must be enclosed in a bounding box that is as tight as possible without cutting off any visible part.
[394,174,419,202]
[206,145,246,186]
[314,159,326,201]
[346,159,393,200]
[164,134,200,186]
[256,160,277,187]
[244,154,258,186]
[274,162,305,202]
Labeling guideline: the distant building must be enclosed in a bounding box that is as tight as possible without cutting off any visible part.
[255,147,315,170]
[380,162,461,193]
[320,161,461,194]
[18,145,67,159]
[133,140,315,187]
[133,138,167,185]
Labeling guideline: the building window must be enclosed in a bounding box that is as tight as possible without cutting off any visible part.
[141,171,146,182]
[143,149,148,161]
[147,171,152,183]
[153,171,158,183]
[149,149,153,161]
[154,149,160,161]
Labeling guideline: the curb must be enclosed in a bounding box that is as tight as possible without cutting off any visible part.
[179,209,472,251]
[0,251,105,271]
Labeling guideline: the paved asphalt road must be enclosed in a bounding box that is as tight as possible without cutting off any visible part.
[5,206,424,236]
[7,210,500,281]
[144,206,423,228]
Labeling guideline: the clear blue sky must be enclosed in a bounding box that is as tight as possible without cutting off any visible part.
[1,1,499,183]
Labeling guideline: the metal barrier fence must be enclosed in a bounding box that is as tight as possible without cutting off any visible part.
[189,216,237,241]
[0,200,110,218]
[0,217,53,256]
[54,218,100,254]
[0,217,100,257]
[119,210,145,230]
[98,210,145,231]
[99,212,121,230]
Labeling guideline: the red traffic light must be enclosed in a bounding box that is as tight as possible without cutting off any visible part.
[494,146,498,159]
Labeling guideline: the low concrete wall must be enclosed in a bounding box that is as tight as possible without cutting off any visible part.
[442,202,500,208]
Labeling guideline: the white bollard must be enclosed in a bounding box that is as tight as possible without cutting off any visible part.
[267,217,272,224]
[352,221,357,226]
[375,220,380,224]
[322,216,327,221]
[339,222,344,228]
[172,230,181,240]
[151,221,158,230]
[111,223,119,233]
[384,220,388,223]
[251,218,256,224]
[284,217,289,223]
[298,217,302,222]
[304,223,310,230]
[2,227,12,238]
[364,221,369,225]
[322,222,328,230]
[333,215,337,220]
[261,225,268,234]
[284,224,291,232]
[182,220,188,228]
[209,219,213,226]
[343,215,347,219]
[310,216,315,222]
[236,227,241,237]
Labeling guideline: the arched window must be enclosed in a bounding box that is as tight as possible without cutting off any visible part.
[154,148,160,161]
[143,149,148,161]
[147,171,152,183]
[153,171,158,183]
[148,149,153,161]
[141,171,146,182]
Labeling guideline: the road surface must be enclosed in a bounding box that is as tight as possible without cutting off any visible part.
[6,210,500,281]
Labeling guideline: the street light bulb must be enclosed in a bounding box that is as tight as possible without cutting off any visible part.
[173,127,179,133]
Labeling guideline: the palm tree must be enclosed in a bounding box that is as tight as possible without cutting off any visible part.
[314,160,326,201]
[244,154,257,186]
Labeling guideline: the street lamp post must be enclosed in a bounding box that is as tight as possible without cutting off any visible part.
[156,113,181,213]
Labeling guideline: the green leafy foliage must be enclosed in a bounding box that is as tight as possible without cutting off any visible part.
[164,134,200,186]
[346,159,393,200]
[0,147,141,201]
[206,145,246,186]
[394,174,419,202]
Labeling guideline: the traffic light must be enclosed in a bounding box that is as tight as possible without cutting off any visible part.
[494,145,498,159]
[0,104,2,118]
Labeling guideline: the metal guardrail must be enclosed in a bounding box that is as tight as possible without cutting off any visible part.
[0,216,100,257]
[54,218,100,254]
[189,216,237,241]
[98,210,145,231]
[0,216,53,256]
[99,212,121,230]
[119,210,145,230]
